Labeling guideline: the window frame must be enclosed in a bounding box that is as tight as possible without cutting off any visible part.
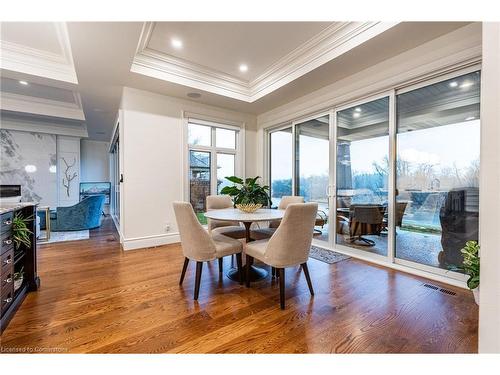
[184,116,244,223]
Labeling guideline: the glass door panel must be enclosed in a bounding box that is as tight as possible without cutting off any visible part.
[269,128,293,207]
[295,115,330,243]
[216,153,235,194]
[335,97,389,256]
[189,150,211,224]
[396,71,480,270]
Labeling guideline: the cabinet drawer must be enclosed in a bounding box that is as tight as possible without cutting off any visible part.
[1,265,14,289]
[1,211,13,235]
[1,248,14,269]
[1,282,14,314]
[1,230,14,255]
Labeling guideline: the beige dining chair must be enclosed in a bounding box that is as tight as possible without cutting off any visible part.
[250,195,305,240]
[245,202,318,309]
[173,201,244,300]
[206,195,246,239]
[206,195,246,273]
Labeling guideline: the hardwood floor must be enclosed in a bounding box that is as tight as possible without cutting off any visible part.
[0,218,478,353]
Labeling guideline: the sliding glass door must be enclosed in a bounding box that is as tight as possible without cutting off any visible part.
[395,71,480,271]
[267,68,480,280]
[334,97,389,256]
[269,127,293,207]
[295,115,331,243]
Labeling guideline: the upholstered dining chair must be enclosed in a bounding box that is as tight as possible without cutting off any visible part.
[206,195,246,273]
[173,201,244,300]
[250,195,305,240]
[245,202,318,309]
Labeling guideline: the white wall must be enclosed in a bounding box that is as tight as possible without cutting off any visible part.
[119,87,257,250]
[478,22,500,354]
[81,139,110,182]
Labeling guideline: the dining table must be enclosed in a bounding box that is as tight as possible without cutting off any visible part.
[204,208,285,282]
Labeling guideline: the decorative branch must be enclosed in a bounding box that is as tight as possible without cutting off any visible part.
[62,157,77,197]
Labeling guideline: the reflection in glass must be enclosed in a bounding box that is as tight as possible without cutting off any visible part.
[335,97,389,256]
[188,123,211,146]
[396,71,480,270]
[215,128,236,149]
[189,150,211,224]
[217,153,235,194]
[270,128,293,207]
[295,115,329,241]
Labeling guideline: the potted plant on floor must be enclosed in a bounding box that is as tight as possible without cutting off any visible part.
[457,240,480,304]
[220,176,272,213]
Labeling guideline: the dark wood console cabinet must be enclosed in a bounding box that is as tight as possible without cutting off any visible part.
[0,203,39,334]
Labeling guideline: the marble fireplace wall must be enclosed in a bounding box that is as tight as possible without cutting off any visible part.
[1,129,57,206]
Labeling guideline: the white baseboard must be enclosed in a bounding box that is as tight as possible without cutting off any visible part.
[122,232,180,251]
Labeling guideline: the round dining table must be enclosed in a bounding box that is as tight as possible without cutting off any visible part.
[204,208,285,282]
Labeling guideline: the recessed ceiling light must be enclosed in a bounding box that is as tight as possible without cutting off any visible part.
[239,64,248,73]
[460,81,474,89]
[93,108,103,112]
[354,107,362,113]
[19,80,29,85]
[353,112,361,119]
[449,81,458,88]
[187,92,201,99]
[171,38,183,49]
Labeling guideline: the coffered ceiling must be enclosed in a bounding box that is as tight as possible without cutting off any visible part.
[131,22,399,102]
[0,22,86,136]
[1,21,475,141]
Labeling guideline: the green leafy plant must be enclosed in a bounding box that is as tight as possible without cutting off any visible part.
[456,241,480,290]
[220,176,272,207]
[12,213,33,250]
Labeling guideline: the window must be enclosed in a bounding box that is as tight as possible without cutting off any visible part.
[335,97,389,256]
[265,67,480,281]
[395,71,480,270]
[269,127,293,207]
[187,120,240,224]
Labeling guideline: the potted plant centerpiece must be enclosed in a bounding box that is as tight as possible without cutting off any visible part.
[220,176,272,213]
[456,240,480,305]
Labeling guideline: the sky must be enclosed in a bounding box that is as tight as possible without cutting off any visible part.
[271,120,480,180]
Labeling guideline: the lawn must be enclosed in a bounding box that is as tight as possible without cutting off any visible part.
[196,212,208,225]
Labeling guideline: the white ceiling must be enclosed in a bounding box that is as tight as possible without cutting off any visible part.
[0,21,473,141]
[0,22,62,54]
[147,22,333,81]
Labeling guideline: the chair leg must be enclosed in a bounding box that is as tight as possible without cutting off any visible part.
[179,257,189,285]
[301,262,314,296]
[235,253,243,285]
[194,261,203,300]
[218,258,223,274]
[271,267,276,278]
[278,268,285,310]
[245,255,252,287]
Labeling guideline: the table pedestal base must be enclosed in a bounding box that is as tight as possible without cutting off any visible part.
[227,265,268,282]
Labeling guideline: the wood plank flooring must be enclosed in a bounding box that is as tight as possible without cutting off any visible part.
[0,218,478,353]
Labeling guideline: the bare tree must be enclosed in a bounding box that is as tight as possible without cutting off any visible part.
[62,157,77,197]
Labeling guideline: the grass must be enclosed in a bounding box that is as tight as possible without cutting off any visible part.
[196,212,208,225]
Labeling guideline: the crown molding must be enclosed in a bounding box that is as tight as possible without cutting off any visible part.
[130,22,399,102]
[0,91,85,121]
[0,23,78,84]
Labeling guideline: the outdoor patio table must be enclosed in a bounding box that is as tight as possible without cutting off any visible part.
[204,208,285,282]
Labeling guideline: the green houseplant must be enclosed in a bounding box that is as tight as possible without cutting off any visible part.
[457,240,480,304]
[12,213,33,250]
[220,176,272,213]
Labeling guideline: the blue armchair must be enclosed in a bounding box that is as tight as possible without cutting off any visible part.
[39,195,105,232]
